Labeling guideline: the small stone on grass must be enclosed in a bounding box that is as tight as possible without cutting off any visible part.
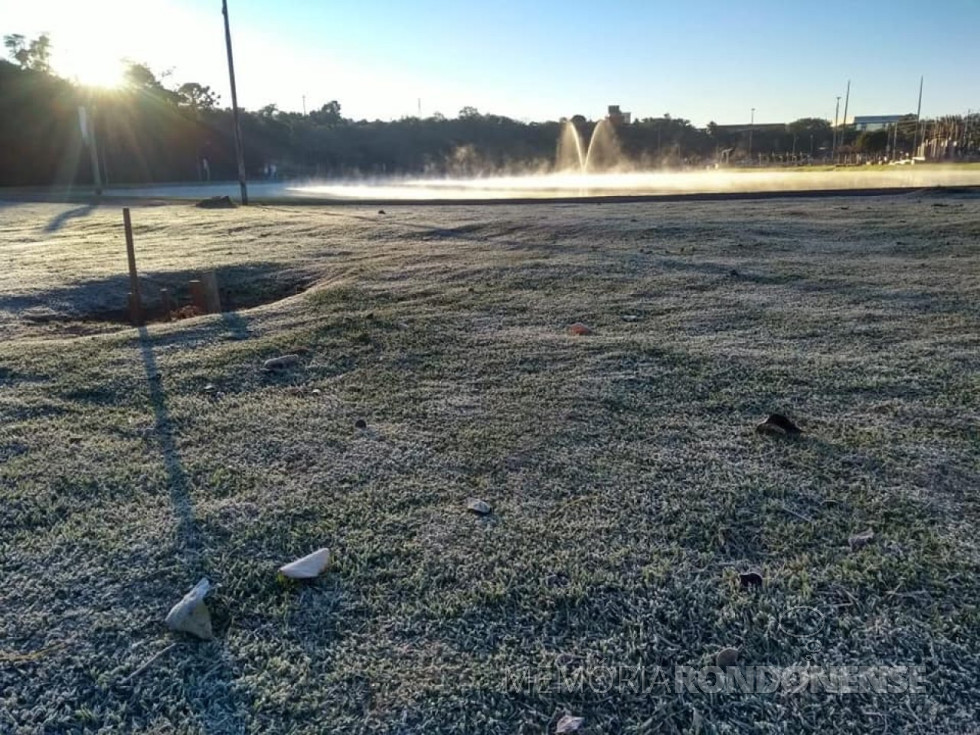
[739,571,764,589]
[716,647,739,667]
[756,413,803,436]
[279,548,331,580]
[568,322,592,336]
[466,498,492,515]
[556,714,584,733]
[263,354,300,371]
[848,529,875,551]
[165,578,214,641]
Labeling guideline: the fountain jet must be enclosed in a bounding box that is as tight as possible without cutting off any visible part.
[556,118,626,174]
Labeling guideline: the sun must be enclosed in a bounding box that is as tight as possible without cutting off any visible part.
[61,53,126,89]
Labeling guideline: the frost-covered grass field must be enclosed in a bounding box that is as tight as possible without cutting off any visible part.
[1,193,979,733]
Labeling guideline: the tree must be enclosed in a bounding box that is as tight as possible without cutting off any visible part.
[310,100,343,126]
[458,106,480,119]
[176,82,219,111]
[855,129,889,154]
[787,117,830,135]
[4,33,51,72]
[123,61,181,105]
[125,62,165,91]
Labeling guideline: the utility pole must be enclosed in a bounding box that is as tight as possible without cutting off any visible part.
[748,107,755,163]
[222,0,248,205]
[841,80,851,161]
[302,94,306,115]
[912,75,923,158]
[832,96,841,161]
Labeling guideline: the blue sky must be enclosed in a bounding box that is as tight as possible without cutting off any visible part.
[3,0,979,124]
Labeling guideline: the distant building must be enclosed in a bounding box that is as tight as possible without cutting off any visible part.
[607,105,631,125]
[852,115,905,131]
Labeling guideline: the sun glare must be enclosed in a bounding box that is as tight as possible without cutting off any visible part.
[62,53,126,89]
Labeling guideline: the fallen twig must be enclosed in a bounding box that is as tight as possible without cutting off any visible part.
[118,643,177,685]
[778,504,814,524]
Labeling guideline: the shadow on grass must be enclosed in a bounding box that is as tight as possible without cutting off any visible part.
[2,261,315,328]
[137,326,250,731]
[137,325,199,555]
[42,203,96,233]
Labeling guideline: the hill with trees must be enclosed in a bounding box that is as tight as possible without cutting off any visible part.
[2,33,977,188]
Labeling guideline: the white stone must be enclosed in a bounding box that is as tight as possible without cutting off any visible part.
[165,578,214,640]
[263,354,300,370]
[279,548,331,579]
[466,499,492,515]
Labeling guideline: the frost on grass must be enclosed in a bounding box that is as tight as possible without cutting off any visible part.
[0,194,979,733]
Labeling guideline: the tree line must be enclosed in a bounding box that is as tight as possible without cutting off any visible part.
[2,33,977,188]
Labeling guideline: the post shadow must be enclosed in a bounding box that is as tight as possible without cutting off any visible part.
[137,326,200,560]
[43,203,96,233]
[219,306,250,340]
[136,325,251,731]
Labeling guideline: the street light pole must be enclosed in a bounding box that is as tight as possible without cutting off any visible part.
[222,0,248,205]
[748,107,755,163]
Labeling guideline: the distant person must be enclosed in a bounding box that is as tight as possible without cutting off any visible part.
[201,157,210,182]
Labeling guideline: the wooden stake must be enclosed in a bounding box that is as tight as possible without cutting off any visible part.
[202,270,222,313]
[160,288,173,321]
[189,280,207,314]
[123,208,142,325]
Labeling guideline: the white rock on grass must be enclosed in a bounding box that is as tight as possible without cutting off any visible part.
[165,578,214,640]
[279,548,331,579]
[556,714,584,733]
[848,529,875,551]
[466,499,492,515]
[263,354,300,371]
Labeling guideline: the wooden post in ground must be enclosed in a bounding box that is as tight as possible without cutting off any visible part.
[160,288,173,321]
[189,280,208,314]
[123,208,142,325]
[202,270,222,313]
